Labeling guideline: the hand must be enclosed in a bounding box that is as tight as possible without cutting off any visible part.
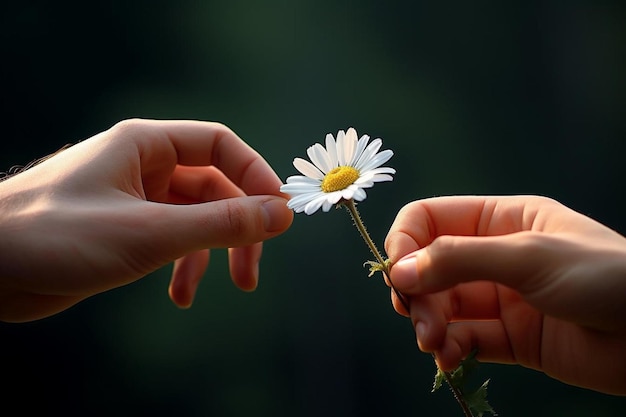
[0,119,293,322]
[384,195,626,395]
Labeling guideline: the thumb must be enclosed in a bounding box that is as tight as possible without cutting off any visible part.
[163,195,294,251]
[389,231,565,297]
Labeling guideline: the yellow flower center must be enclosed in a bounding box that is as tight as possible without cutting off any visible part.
[321,166,360,193]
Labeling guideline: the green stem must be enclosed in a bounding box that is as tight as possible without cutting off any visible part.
[439,361,474,417]
[342,200,408,311]
[343,199,386,265]
[342,199,474,417]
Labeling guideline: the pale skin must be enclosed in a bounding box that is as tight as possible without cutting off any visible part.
[0,119,294,323]
[384,195,626,396]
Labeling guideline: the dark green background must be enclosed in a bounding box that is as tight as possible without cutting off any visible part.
[1,1,625,416]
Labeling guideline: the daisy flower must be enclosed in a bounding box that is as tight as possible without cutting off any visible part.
[280,127,395,215]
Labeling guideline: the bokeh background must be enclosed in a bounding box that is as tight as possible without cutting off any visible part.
[2,1,625,416]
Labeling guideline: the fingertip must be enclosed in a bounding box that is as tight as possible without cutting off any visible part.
[168,280,194,309]
[391,289,410,317]
[261,197,294,233]
[167,195,294,252]
[229,245,261,292]
[390,253,420,292]
[236,262,259,292]
[168,251,208,309]
[415,319,445,354]
[434,339,464,372]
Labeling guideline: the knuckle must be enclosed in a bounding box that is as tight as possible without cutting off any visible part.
[210,121,231,134]
[110,118,146,135]
[223,200,254,241]
[106,119,150,145]
[397,200,423,217]
[428,235,458,256]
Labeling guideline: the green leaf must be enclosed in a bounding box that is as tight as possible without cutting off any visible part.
[447,349,479,387]
[458,349,480,376]
[430,350,497,416]
[465,379,497,417]
[432,368,445,392]
[362,258,391,277]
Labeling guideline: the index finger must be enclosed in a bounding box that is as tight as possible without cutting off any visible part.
[384,195,554,262]
[129,119,287,197]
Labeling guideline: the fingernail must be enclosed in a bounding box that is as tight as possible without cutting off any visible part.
[261,198,289,232]
[392,254,419,287]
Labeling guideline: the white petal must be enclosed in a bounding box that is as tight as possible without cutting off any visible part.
[349,134,370,166]
[293,158,324,179]
[286,175,320,185]
[355,167,395,184]
[341,188,355,200]
[286,198,308,212]
[327,190,343,204]
[289,203,305,213]
[354,138,382,170]
[287,197,311,210]
[336,129,346,165]
[287,191,323,204]
[293,203,309,214]
[369,166,396,175]
[325,133,339,168]
[354,179,374,188]
[307,143,332,173]
[355,171,375,182]
[287,201,303,212]
[359,149,394,172]
[287,191,323,206]
[343,128,358,166]
[321,200,335,212]
[353,187,367,201]
[280,182,321,194]
[370,173,394,183]
[353,173,393,186]
[304,195,328,215]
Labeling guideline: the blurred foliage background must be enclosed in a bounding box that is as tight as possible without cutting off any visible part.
[1,1,625,416]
